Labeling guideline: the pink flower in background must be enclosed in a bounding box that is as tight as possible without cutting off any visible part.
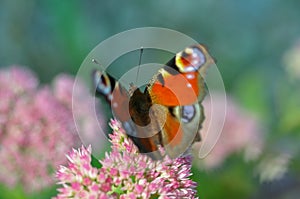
[53,74,107,158]
[54,119,198,199]
[0,66,105,192]
[192,92,264,169]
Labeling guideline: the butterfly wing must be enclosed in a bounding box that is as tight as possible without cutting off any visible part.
[93,70,163,159]
[93,70,131,123]
[146,44,213,158]
[148,44,213,106]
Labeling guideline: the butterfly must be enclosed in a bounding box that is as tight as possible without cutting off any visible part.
[93,44,214,159]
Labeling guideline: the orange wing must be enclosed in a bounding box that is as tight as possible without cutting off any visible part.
[148,44,213,106]
[149,71,201,106]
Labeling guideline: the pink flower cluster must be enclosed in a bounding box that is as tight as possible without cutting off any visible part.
[193,92,264,169]
[0,66,103,192]
[54,119,198,199]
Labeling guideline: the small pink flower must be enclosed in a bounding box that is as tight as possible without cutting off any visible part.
[54,119,198,198]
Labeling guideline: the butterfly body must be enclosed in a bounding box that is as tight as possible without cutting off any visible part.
[93,44,214,159]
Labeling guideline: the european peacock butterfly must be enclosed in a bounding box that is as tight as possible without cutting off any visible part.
[93,45,214,159]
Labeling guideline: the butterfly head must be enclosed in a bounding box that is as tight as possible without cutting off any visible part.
[175,45,209,73]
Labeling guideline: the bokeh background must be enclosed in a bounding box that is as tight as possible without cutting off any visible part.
[1,0,300,198]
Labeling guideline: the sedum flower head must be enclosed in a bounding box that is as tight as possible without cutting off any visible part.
[0,66,104,192]
[54,119,198,199]
[192,92,264,169]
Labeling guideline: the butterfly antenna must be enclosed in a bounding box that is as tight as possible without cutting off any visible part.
[135,47,144,85]
[92,59,105,71]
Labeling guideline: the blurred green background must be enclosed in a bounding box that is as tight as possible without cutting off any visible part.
[1,0,300,198]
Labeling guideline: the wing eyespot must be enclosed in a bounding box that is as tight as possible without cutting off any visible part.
[181,105,196,123]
